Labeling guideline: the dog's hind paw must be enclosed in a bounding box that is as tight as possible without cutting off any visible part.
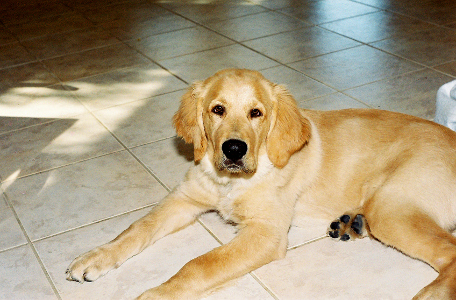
[327,213,368,241]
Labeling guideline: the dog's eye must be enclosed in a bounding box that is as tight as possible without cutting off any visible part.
[250,108,263,118]
[211,105,225,116]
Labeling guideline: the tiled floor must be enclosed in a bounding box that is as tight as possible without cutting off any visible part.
[1,0,455,299]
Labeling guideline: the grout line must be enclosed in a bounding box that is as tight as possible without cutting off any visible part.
[120,41,190,85]
[27,38,125,62]
[0,149,125,184]
[196,216,225,246]
[71,87,188,114]
[0,104,88,138]
[86,109,173,193]
[0,242,29,255]
[158,2,270,25]
[155,4,435,97]
[128,135,177,149]
[1,190,63,300]
[165,2,453,97]
[348,0,456,29]
[30,202,159,244]
[287,235,328,251]
[249,272,280,300]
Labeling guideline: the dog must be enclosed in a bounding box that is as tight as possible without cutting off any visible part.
[66,69,456,299]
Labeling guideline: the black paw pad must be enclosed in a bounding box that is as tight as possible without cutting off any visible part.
[340,215,351,224]
[340,234,350,241]
[351,215,364,235]
[330,221,340,230]
[328,230,339,238]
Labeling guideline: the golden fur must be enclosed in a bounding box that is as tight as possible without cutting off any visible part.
[67,69,456,299]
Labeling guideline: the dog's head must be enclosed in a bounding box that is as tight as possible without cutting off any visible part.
[173,69,311,174]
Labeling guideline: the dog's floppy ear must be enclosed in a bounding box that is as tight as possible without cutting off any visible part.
[267,84,311,168]
[173,82,207,162]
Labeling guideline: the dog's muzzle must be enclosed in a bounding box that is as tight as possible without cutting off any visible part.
[221,139,248,172]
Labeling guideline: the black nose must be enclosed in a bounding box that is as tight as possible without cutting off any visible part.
[222,139,247,161]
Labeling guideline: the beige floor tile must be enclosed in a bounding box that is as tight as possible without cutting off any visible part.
[0,116,57,136]
[0,195,27,251]
[260,66,336,101]
[132,137,193,191]
[349,0,416,11]
[0,84,86,125]
[435,61,456,77]
[7,12,93,41]
[201,276,275,300]
[353,0,456,25]
[62,0,140,10]
[399,0,456,25]
[279,0,379,25]
[81,1,165,24]
[0,62,59,90]
[247,0,297,10]
[94,90,185,147]
[159,44,279,83]
[206,11,310,42]
[289,45,422,90]
[0,42,36,69]
[198,212,238,245]
[371,26,456,67]
[255,238,438,300]
[0,1,72,26]
[0,26,17,45]
[299,92,370,110]
[127,26,234,61]
[0,0,85,11]
[66,63,186,111]
[345,69,454,119]
[21,27,120,60]
[3,151,167,241]
[162,1,266,24]
[0,113,122,180]
[101,11,195,41]
[244,26,361,64]
[42,43,151,82]
[0,245,58,300]
[320,10,433,43]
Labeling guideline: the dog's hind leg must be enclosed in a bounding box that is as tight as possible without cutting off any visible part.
[363,197,456,300]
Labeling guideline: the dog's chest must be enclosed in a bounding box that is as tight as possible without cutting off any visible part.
[218,195,236,221]
[215,181,248,222]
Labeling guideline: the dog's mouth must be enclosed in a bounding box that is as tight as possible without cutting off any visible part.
[221,158,245,173]
[218,157,256,174]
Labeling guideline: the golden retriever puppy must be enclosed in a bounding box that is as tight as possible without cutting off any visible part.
[66,69,456,300]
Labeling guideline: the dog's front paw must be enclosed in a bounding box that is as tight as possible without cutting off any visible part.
[66,245,118,283]
[327,213,368,241]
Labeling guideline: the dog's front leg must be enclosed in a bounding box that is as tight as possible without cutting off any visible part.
[66,190,212,283]
[136,221,287,300]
